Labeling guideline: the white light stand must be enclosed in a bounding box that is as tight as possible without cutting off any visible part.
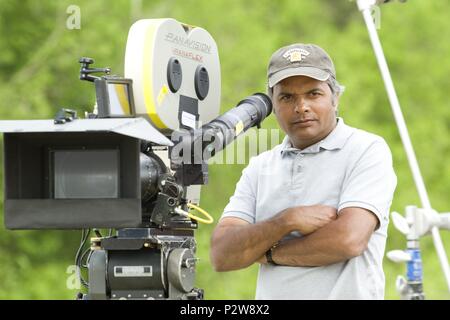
[356,0,450,298]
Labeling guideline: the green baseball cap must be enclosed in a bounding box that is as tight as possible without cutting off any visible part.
[267,43,336,88]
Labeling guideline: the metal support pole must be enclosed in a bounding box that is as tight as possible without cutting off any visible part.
[356,0,450,291]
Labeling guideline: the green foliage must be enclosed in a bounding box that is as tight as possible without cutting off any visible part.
[0,0,449,299]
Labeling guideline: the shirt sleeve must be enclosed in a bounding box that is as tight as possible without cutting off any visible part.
[220,156,259,224]
[338,139,397,230]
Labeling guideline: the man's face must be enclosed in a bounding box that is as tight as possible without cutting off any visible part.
[272,75,338,150]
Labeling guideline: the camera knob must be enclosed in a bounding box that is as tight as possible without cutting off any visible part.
[79,57,94,65]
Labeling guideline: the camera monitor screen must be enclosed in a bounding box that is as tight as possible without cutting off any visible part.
[53,149,120,199]
[107,82,132,116]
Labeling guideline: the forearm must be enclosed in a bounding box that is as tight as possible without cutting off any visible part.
[271,219,361,267]
[210,214,291,271]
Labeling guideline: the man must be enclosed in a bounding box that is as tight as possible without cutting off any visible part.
[210,43,397,299]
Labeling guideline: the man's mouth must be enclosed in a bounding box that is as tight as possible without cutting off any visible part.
[291,119,317,125]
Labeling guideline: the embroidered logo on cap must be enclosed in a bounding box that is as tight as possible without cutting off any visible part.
[283,48,310,62]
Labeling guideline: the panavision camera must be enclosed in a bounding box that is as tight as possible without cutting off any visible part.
[0,19,272,299]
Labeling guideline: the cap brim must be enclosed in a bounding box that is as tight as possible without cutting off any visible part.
[268,67,330,88]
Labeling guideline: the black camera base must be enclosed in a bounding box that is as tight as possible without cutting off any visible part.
[77,228,203,300]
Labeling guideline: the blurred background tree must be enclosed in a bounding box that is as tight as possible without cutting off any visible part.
[0,0,449,299]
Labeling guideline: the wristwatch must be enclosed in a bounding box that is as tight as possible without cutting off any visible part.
[265,243,279,266]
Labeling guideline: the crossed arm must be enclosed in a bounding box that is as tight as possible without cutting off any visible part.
[210,205,378,271]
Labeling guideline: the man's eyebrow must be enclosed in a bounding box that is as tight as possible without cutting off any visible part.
[277,91,293,96]
[276,86,325,97]
[277,87,323,96]
[305,87,324,93]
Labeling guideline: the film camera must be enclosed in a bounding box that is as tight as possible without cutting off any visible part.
[0,19,272,299]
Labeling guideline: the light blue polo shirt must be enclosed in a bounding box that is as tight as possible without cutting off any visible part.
[221,118,397,299]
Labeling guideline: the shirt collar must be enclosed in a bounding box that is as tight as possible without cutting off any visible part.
[280,117,354,156]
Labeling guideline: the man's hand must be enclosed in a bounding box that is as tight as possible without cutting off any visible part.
[255,205,337,266]
[210,205,337,271]
[271,207,379,267]
[256,254,267,264]
[280,205,337,235]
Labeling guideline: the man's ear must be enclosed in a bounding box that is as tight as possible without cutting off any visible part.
[333,95,339,116]
[332,93,340,107]
[268,86,276,115]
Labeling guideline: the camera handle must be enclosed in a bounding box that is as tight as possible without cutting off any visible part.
[79,57,111,82]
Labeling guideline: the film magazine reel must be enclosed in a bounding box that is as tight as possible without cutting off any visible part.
[125,18,221,133]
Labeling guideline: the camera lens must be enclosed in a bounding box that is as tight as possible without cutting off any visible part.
[140,153,167,203]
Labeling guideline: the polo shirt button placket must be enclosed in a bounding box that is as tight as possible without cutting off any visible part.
[292,153,304,189]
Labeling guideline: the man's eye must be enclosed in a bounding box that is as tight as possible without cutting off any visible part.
[280,95,292,101]
[309,91,321,97]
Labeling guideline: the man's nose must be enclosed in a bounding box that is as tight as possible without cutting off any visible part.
[294,100,309,113]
